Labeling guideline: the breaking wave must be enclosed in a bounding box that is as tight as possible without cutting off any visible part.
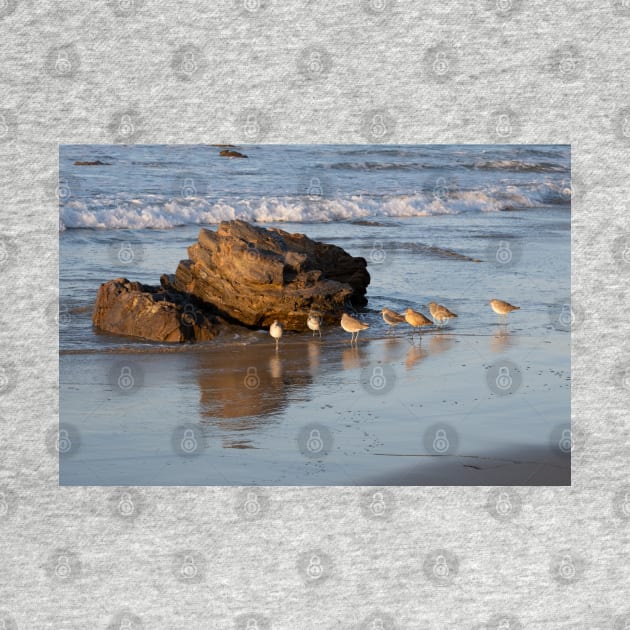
[59,182,570,231]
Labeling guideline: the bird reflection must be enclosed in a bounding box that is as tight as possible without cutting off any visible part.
[428,331,456,355]
[491,325,514,353]
[405,344,426,370]
[307,339,321,378]
[194,343,314,448]
[382,336,407,363]
[269,353,282,379]
[341,345,368,371]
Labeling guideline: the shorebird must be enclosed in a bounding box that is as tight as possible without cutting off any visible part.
[269,320,283,348]
[428,302,458,327]
[340,313,369,345]
[404,308,433,331]
[489,299,520,323]
[307,312,322,338]
[381,307,406,333]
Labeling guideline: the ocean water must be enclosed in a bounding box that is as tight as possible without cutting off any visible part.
[59,145,571,485]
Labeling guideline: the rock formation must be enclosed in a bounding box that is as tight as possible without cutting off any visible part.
[173,220,369,331]
[92,277,219,342]
[92,220,370,340]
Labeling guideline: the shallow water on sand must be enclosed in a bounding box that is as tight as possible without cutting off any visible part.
[60,209,570,485]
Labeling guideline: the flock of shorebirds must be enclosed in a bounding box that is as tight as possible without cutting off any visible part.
[269,299,520,347]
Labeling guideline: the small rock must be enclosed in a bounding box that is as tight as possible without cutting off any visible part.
[219,150,248,158]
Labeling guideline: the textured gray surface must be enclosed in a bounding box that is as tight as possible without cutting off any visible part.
[1,0,629,628]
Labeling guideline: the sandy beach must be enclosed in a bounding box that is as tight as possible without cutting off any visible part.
[59,144,571,486]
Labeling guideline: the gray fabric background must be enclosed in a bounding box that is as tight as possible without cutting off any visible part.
[1,0,629,628]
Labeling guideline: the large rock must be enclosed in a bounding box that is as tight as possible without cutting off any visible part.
[92,277,219,342]
[173,220,370,331]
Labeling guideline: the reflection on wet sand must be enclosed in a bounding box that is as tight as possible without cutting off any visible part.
[382,336,407,364]
[193,327,463,449]
[405,344,426,370]
[491,325,515,353]
[428,331,456,355]
[195,343,316,447]
[341,344,370,371]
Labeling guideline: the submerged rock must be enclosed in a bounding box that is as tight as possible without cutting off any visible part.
[219,149,248,158]
[92,277,219,342]
[74,160,110,166]
[173,220,370,331]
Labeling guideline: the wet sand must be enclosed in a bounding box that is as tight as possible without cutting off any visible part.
[60,323,570,486]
